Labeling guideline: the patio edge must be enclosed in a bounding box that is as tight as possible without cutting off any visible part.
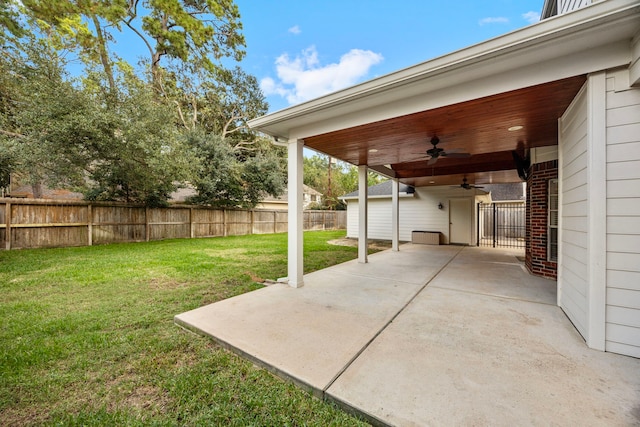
[173,315,323,399]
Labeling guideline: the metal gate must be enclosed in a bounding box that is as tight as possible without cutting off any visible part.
[477,202,525,248]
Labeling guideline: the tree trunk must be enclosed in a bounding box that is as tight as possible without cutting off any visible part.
[32,182,43,199]
[90,14,116,100]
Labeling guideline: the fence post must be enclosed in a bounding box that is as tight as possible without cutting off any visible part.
[492,203,497,248]
[250,209,255,235]
[145,207,150,242]
[5,201,10,250]
[222,209,227,237]
[476,203,480,247]
[273,211,276,234]
[87,204,93,246]
[189,207,195,239]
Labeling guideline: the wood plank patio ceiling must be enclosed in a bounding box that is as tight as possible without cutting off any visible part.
[303,76,587,186]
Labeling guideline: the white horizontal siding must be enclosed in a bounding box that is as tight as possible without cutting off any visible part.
[345,186,477,244]
[559,83,589,339]
[605,70,640,357]
[607,269,640,291]
[606,122,640,145]
[606,177,640,198]
[559,0,591,14]
[607,306,640,328]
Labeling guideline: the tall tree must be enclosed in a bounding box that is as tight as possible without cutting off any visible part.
[0,38,192,205]
[82,66,193,206]
[16,0,245,95]
[303,154,385,210]
[164,64,283,208]
[168,66,267,145]
[127,0,245,91]
[0,151,12,192]
[2,0,282,207]
[0,38,113,198]
[0,1,25,41]
[186,132,285,209]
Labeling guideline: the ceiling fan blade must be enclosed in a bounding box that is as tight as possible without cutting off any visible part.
[427,157,438,166]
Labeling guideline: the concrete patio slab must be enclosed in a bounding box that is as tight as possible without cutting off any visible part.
[327,286,640,426]
[175,244,461,394]
[431,247,557,305]
[175,245,640,426]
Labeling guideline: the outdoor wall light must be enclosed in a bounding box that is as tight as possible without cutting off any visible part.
[438,202,443,210]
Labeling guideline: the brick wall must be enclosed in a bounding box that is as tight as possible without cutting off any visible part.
[525,160,558,279]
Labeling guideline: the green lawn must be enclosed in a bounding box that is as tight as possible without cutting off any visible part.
[0,231,370,426]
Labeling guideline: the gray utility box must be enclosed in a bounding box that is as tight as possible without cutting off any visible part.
[412,231,440,245]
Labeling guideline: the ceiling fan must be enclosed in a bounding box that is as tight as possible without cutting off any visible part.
[451,177,484,190]
[423,136,471,165]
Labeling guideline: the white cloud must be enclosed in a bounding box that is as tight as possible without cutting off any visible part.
[260,46,383,105]
[522,11,541,24]
[479,16,509,25]
[288,25,301,35]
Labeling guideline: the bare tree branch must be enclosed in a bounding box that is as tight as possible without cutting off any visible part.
[174,100,188,129]
[191,95,197,128]
[222,115,246,138]
[123,20,154,62]
[233,140,256,152]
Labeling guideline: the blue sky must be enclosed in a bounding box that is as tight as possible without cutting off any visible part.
[233,0,546,112]
[104,1,545,113]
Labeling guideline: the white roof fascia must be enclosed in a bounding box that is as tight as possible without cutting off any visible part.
[249,0,640,140]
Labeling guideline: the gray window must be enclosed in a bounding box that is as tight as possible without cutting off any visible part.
[548,179,558,262]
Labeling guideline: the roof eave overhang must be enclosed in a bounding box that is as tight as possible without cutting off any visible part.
[249,0,640,140]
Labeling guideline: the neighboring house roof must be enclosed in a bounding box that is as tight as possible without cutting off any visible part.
[341,181,525,201]
[169,185,197,203]
[261,184,322,203]
[9,184,84,200]
[341,181,414,200]
[480,183,525,201]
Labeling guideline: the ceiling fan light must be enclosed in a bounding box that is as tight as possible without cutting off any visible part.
[508,125,523,131]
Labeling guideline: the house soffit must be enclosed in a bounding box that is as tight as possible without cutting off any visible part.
[303,76,586,186]
[249,0,640,140]
[248,0,639,186]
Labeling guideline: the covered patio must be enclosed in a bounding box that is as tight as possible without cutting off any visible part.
[176,244,640,425]
[246,0,640,358]
[174,1,640,423]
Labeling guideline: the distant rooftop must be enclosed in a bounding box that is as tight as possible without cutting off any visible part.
[341,181,413,199]
[341,181,525,201]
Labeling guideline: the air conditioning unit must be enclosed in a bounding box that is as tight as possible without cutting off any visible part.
[412,231,440,245]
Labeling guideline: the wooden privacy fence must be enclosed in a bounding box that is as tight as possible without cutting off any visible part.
[0,198,346,250]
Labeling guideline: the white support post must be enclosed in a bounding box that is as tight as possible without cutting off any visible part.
[358,165,368,263]
[630,31,640,87]
[287,139,304,288]
[391,179,399,251]
[587,71,607,350]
